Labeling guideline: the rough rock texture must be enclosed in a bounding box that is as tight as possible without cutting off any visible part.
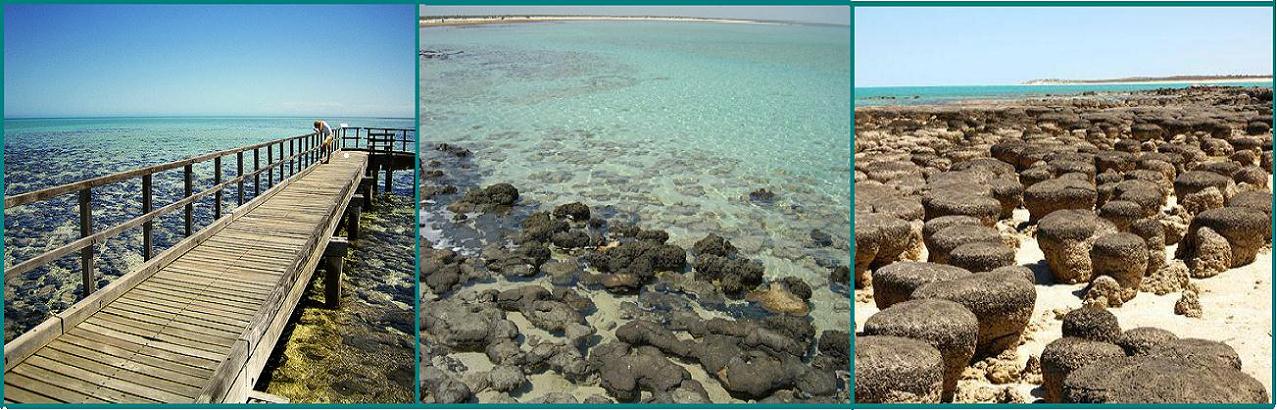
[872,261,971,309]
[1174,288,1203,318]
[1088,233,1148,302]
[1061,356,1268,403]
[1175,207,1270,277]
[1060,307,1121,343]
[863,299,979,401]
[1040,337,1126,403]
[1024,178,1097,222]
[854,336,945,403]
[927,224,1002,265]
[911,271,1036,356]
[1036,210,1117,284]
[856,213,913,287]
[1115,327,1180,356]
[449,183,520,213]
[1145,338,1243,370]
[948,242,1016,273]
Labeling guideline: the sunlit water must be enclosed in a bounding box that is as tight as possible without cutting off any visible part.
[421,21,852,303]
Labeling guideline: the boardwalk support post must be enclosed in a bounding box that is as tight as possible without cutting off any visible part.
[383,161,392,193]
[360,176,374,210]
[323,237,349,309]
[347,196,363,241]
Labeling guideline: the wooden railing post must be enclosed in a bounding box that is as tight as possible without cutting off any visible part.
[278,142,285,181]
[214,156,223,219]
[78,188,96,297]
[237,152,245,206]
[254,147,261,195]
[142,174,153,260]
[184,164,194,236]
[289,138,295,176]
[267,144,274,187]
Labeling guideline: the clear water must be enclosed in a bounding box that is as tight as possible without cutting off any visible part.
[855,81,1273,106]
[421,22,852,301]
[3,116,413,341]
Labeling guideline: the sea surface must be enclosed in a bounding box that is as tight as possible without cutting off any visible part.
[421,21,851,330]
[2,116,413,342]
[855,81,1274,106]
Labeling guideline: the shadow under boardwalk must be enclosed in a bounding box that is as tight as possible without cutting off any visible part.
[3,151,370,404]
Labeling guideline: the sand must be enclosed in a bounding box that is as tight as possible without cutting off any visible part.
[855,206,1274,402]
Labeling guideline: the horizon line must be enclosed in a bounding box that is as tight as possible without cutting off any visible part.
[4,114,416,121]
[857,75,1274,88]
[419,14,850,27]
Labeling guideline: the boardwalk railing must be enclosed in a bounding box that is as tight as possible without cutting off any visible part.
[3,132,334,300]
[336,126,416,193]
[336,126,415,153]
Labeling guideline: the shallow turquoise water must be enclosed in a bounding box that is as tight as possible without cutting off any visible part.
[855,81,1273,106]
[422,22,852,293]
[3,116,413,341]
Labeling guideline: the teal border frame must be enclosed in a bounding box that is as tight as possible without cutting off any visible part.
[851,1,1277,409]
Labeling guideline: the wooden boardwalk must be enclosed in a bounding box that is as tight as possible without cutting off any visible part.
[3,132,403,403]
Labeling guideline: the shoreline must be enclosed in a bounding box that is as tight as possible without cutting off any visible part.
[855,83,1276,110]
[420,15,784,27]
[1026,77,1273,86]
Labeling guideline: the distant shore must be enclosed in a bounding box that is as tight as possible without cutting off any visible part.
[420,15,781,27]
[1025,75,1272,85]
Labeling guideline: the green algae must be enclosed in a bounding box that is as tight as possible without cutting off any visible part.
[257,194,416,403]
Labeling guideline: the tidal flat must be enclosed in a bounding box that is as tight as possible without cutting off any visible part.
[420,20,852,403]
[853,85,1274,404]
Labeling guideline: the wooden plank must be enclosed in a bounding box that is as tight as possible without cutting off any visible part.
[33,346,203,398]
[140,280,267,306]
[102,303,245,335]
[23,355,189,403]
[4,380,64,403]
[56,333,213,380]
[75,322,225,362]
[93,310,239,346]
[4,371,87,403]
[64,328,219,371]
[146,275,273,300]
[127,287,260,314]
[109,297,251,329]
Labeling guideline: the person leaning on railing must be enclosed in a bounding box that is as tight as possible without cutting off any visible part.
[314,119,335,163]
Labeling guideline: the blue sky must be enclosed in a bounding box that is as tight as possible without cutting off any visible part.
[421,6,850,26]
[855,7,1274,87]
[4,5,415,118]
